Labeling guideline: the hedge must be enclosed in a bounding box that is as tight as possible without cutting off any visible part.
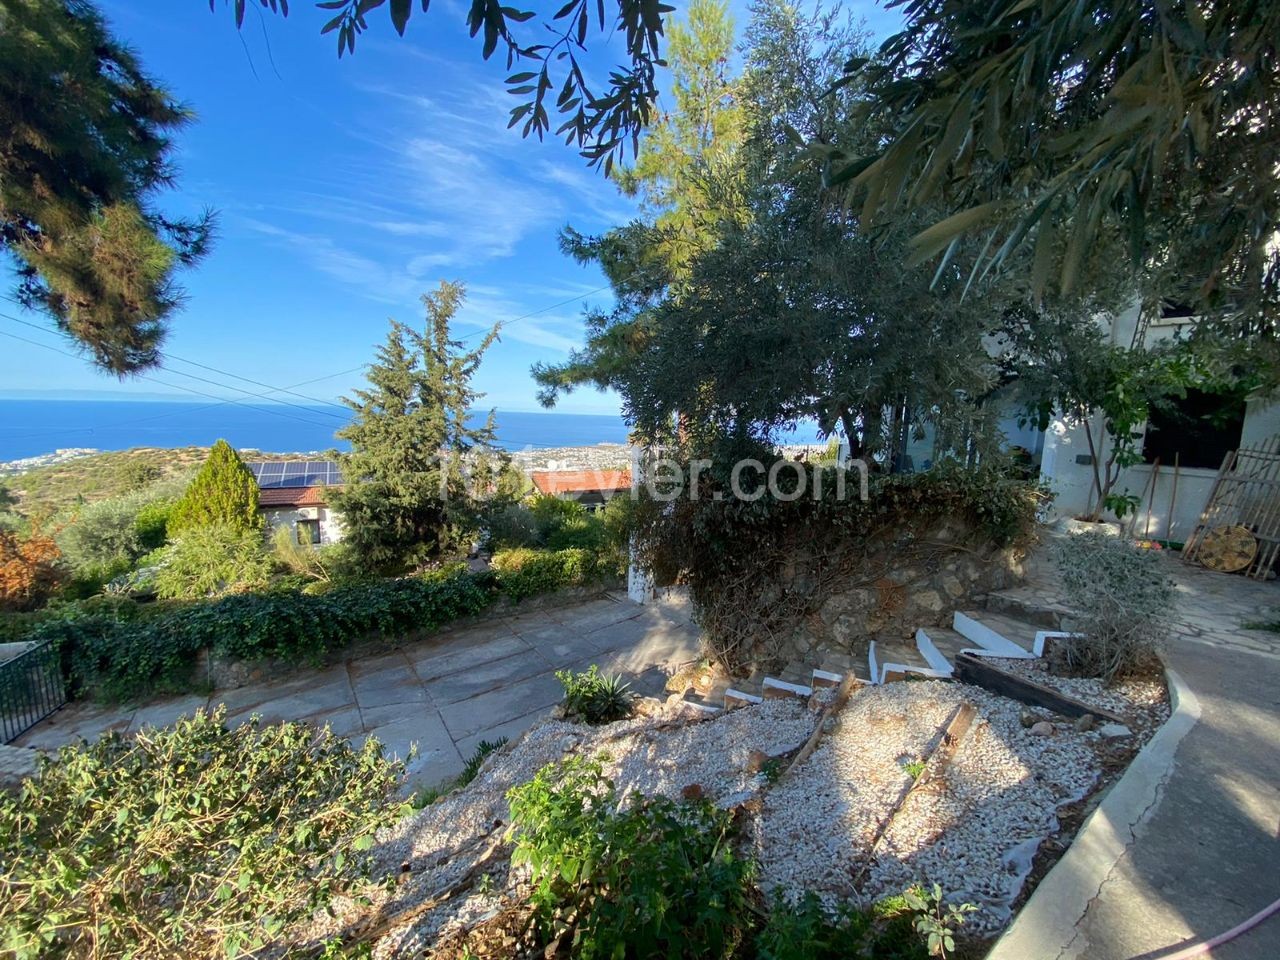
[22,548,621,702]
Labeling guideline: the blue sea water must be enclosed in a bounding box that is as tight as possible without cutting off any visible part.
[0,399,634,461]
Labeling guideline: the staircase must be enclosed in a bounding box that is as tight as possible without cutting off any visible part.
[680,588,1078,712]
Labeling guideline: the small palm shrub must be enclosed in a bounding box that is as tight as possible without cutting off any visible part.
[508,757,755,959]
[1052,531,1177,681]
[0,708,403,959]
[556,664,634,724]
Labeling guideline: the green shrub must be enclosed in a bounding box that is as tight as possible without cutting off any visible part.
[153,523,277,599]
[0,708,403,960]
[59,556,134,600]
[30,565,497,700]
[508,756,755,959]
[168,439,261,535]
[556,664,634,724]
[484,502,542,549]
[55,496,145,573]
[754,891,930,960]
[21,548,617,701]
[545,513,607,551]
[1052,531,1177,681]
[54,480,185,579]
[132,498,172,550]
[490,546,612,600]
[599,494,635,550]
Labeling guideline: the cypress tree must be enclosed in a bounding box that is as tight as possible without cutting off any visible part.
[332,281,498,573]
[168,440,261,534]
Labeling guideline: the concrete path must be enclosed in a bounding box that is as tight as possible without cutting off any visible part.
[14,592,701,789]
[990,557,1280,960]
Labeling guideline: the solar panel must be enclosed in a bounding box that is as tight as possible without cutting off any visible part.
[247,460,342,489]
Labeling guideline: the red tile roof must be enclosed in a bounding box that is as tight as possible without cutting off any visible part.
[258,485,336,508]
[530,469,631,496]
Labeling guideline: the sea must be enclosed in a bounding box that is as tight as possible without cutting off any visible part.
[0,399,635,461]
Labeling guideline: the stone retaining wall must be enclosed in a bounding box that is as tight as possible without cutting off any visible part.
[769,521,1026,667]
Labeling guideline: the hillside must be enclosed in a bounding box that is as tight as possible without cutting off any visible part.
[0,447,309,521]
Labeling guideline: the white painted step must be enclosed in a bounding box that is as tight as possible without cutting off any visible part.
[953,610,1077,660]
[762,676,814,700]
[869,637,949,685]
[915,626,968,675]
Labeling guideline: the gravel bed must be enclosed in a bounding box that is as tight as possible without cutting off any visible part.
[754,681,1104,935]
[304,674,1167,953]
[984,658,1170,731]
[304,697,819,955]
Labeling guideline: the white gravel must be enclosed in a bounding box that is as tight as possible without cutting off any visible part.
[984,658,1170,732]
[305,697,820,955]
[303,675,1166,953]
[753,681,1106,935]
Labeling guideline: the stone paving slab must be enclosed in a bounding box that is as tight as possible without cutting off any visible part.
[409,633,531,681]
[12,592,703,791]
[454,706,547,758]
[424,648,552,706]
[437,671,564,742]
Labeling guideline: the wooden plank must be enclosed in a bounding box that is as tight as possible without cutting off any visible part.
[781,673,860,780]
[953,652,1125,724]
[852,702,978,889]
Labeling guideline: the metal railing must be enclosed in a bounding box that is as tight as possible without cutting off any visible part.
[0,640,66,744]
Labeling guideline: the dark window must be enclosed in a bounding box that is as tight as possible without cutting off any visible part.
[1142,389,1246,469]
[296,519,321,545]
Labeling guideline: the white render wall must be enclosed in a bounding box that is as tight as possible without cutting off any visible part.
[260,505,345,545]
[1037,303,1280,539]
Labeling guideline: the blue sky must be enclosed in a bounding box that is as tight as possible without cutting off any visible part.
[0,0,902,417]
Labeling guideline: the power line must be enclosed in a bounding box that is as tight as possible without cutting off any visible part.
[0,327,338,430]
[457,281,616,342]
[0,310,350,423]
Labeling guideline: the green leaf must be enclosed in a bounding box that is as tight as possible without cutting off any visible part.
[390,0,411,35]
[907,202,1002,263]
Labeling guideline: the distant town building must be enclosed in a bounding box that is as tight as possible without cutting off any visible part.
[245,461,345,545]
[530,468,631,511]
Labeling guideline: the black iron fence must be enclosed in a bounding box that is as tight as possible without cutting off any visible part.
[0,640,66,743]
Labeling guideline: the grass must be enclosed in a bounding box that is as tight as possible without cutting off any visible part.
[409,737,509,810]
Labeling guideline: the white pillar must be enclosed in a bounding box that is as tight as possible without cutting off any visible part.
[626,442,656,604]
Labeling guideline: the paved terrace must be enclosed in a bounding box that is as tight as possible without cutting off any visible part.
[15,592,701,788]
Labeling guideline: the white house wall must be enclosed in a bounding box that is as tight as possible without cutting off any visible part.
[1037,303,1280,539]
[261,505,345,544]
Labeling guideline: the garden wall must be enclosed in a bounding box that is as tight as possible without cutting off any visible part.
[769,517,1026,667]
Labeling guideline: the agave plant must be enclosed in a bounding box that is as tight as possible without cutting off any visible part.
[555,665,634,725]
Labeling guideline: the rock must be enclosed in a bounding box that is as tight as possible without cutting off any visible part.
[1030,721,1055,737]
[1098,723,1132,739]
[681,783,705,801]
[746,750,769,774]
[1074,713,1097,733]
[1019,709,1038,729]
